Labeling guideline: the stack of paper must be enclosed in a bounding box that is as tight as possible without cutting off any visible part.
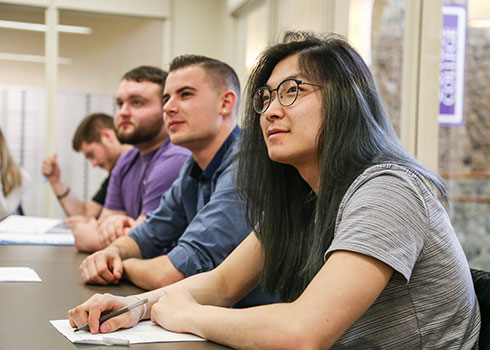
[0,215,74,245]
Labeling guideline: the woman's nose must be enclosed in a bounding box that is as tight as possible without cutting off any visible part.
[262,95,284,121]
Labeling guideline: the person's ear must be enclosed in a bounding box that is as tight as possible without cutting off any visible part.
[220,90,237,116]
[100,129,115,144]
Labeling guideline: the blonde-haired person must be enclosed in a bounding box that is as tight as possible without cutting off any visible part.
[0,128,27,220]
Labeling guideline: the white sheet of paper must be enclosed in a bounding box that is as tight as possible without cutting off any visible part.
[0,215,61,234]
[50,319,205,344]
[0,267,41,282]
[0,215,74,245]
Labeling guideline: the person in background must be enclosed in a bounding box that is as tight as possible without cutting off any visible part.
[68,33,480,349]
[70,66,190,252]
[42,113,132,222]
[0,127,28,220]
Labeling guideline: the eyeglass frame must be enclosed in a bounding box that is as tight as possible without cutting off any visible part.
[252,78,323,114]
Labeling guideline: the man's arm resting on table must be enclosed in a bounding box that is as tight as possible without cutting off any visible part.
[109,235,143,260]
[121,201,245,291]
[79,235,143,285]
[97,208,126,223]
[97,211,142,246]
[123,255,185,291]
[72,209,133,253]
[72,218,103,253]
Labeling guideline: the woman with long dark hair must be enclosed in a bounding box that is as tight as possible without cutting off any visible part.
[68,33,480,349]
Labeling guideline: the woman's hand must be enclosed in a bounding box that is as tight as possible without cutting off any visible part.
[68,293,143,334]
[151,286,200,335]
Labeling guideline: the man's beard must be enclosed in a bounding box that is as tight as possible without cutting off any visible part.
[117,122,162,145]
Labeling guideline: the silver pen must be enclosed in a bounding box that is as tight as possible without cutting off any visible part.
[74,297,148,332]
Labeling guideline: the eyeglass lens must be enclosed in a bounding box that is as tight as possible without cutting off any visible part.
[253,79,299,114]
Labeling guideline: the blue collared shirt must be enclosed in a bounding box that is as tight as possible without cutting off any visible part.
[131,126,246,274]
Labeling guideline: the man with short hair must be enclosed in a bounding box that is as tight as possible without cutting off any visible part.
[72,66,190,252]
[79,55,273,307]
[42,113,131,220]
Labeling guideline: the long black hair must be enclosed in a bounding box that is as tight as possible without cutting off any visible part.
[237,32,447,302]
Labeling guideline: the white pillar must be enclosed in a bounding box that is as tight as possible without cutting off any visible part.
[44,1,58,217]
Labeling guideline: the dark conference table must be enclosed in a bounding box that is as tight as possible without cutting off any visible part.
[0,245,231,350]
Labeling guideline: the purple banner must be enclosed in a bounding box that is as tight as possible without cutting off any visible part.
[439,5,466,126]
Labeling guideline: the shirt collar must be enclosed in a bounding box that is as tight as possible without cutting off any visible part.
[190,125,240,181]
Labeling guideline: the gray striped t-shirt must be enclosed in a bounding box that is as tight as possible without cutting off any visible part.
[326,164,480,349]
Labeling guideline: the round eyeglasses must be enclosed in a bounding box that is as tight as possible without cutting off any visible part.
[252,78,322,114]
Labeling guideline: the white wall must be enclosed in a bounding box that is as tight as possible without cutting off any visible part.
[58,11,163,93]
[0,4,45,86]
[171,0,230,63]
[0,9,164,92]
